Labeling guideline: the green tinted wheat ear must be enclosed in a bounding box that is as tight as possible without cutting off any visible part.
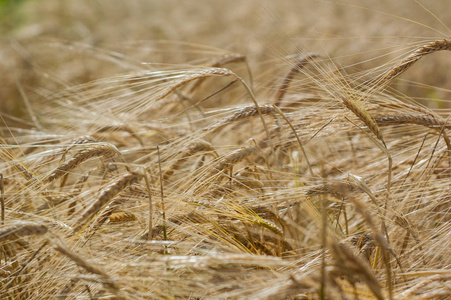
[382,39,451,84]
[342,96,384,142]
[72,172,142,234]
[44,144,119,183]
[250,216,283,236]
[0,221,48,242]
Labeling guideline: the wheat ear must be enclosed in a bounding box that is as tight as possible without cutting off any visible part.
[342,96,384,143]
[53,242,120,294]
[376,114,451,160]
[273,53,320,106]
[204,105,275,133]
[193,145,257,195]
[329,240,384,300]
[96,124,143,146]
[72,172,142,233]
[382,39,451,84]
[210,146,257,177]
[0,221,48,242]
[44,144,119,183]
[10,160,41,188]
[147,68,235,107]
[189,54,249,92]
[249,216,283,236]
[375,114,451,128]
[163,140,216,180]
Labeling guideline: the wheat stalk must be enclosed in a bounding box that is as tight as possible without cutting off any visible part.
[0,173,4,224]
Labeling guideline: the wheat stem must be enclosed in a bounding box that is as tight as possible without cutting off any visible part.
[0,173,4,224]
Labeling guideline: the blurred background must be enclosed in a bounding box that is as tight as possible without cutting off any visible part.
[1,0,451,123]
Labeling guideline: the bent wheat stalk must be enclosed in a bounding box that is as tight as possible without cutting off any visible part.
[143,67,275,157]
[273,105,314,177]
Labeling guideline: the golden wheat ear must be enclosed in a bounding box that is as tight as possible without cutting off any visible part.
[204,104,275,133]
[0,221,48,242]
[381,39,451,85]
[53,241,120,295]
[71,171,142,234]
[44,144,119,183]
[273,53,321,107]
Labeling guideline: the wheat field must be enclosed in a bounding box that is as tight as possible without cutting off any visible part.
[1,1,451,299]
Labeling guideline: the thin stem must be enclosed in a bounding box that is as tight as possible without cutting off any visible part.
[157,146,168,254]
[273,105,314,177]
[0,173,4,224]
[145,169,153,241]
